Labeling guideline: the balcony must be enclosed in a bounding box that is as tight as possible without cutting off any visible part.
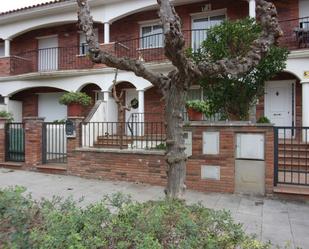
[1,22,309,78]
[279,16,309,50]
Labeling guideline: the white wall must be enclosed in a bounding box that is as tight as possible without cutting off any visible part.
[38,92,67,122]
[0,42,4,57]
[8,100,22,122]
[107,97,118,122]
[299,0,309,18]
[0,104,6,112]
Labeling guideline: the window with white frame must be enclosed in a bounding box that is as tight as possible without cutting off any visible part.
[0,42,4,57]
[192,12,226,51]
[140,23,163,49]
[79,29,98,55]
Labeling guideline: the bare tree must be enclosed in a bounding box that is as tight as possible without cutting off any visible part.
[77,0,282,199]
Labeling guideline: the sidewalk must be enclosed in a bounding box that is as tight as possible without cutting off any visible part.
[0,169,308,249]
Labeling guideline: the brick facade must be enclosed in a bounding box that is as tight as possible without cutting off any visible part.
[0,57,11,76]
[67,122,274,194]
[0,118,8,163]
[0,115,276,195]
[24,117,44,168]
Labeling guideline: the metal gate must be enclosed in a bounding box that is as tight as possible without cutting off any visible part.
[274,127,309,186]
[5,123,25,162]
[42,123,67,164]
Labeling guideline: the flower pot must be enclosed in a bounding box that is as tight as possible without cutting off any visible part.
[187,108,203,121]
[68,103,84,117]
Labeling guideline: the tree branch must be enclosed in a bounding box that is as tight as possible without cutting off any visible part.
[77,0,168,90]
[157,0,201,85]
[197,0,282,78]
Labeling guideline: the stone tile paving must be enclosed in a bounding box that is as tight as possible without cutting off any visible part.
[0,169,308,249]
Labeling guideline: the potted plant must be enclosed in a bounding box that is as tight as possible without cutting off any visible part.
[0,111,13,121]
[257,116,271,124]
[59,92,92,116]
[185,100,209,121]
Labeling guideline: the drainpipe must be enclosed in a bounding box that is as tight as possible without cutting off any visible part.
[302,81,309,142]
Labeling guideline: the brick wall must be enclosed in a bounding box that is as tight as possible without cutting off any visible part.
[185,124,274,194]
[24,117,44,168]
[1,0,299,76]
[0,57,11,76]
[111,0,248,43]
[67,123,275,194]
[0,118,8,163]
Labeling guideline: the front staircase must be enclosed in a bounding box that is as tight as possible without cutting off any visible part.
[274,127,309,196]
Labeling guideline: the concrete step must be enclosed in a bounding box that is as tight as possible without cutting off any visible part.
[0,162,23,169]
[274,184,309,196]
[36,164,67,175]
[93,143,128,149]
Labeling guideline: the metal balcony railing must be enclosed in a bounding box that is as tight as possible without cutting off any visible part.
[114,29,209,62]
[10,46,94,75]
[6,21,309,77]
[279,16,309,50]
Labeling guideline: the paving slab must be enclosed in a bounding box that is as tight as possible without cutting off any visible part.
[0,169,309,249]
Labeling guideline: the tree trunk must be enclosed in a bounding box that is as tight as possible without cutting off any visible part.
[165,80,187,198]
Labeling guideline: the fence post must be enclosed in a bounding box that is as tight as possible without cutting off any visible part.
[24,117,44,168]
[273,127,279,187]
[67,117,84,175]
[0,118,8,163]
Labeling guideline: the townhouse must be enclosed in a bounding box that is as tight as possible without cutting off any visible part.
[0,0,308,196]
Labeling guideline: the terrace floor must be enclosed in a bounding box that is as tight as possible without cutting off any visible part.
[0,169,309,249]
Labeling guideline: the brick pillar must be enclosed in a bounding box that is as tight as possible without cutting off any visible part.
[24,117,44,168]
[265,126,275,195]
[0,118,8,163]
[67,117,84,174]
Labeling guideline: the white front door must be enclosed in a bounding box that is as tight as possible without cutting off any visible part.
[125,89,139,135]
[38,36,58,72]
[265,81,294,136]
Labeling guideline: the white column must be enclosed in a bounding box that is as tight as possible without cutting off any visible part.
[4,39,11,57]
[138,90,145,118]
[104,22,110,44]
[138,90,145,136]
[248,0,256,18]
[302,82,309,142]
[4,96,9,112]
[103,91,110,102]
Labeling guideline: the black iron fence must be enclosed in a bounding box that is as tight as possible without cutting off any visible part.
[5,123,25,162]
[10,46,94,75]
[115,29,208,62]
[42,123,67,164]
[274,127,309,186]
[81,122,166,150]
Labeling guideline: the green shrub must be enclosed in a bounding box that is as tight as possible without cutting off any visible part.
[257,116,271,124]
[0,187,273,249]
[0,111,13,121]
[59,92,92,106]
